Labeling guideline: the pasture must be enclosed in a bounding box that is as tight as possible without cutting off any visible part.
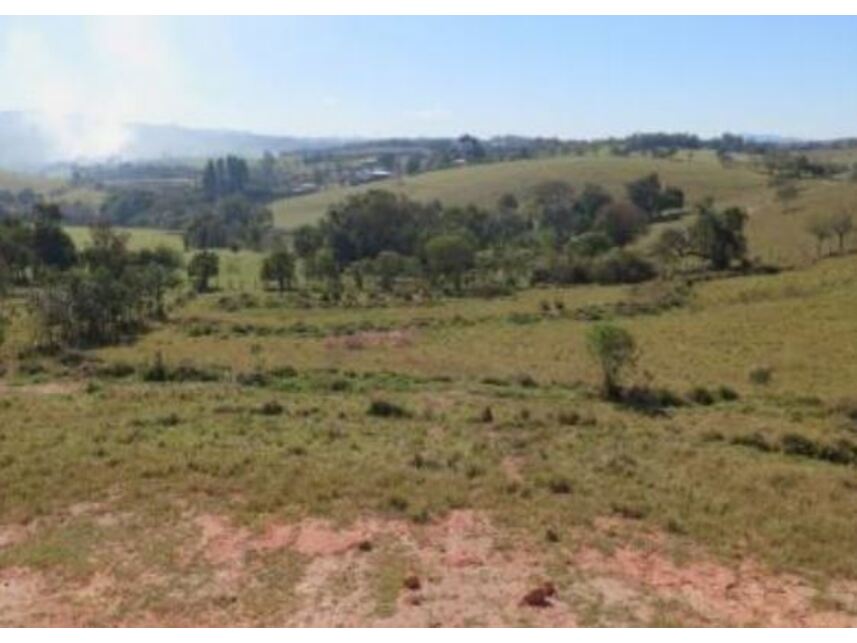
[3,249,857,624]
[2,152,857,625]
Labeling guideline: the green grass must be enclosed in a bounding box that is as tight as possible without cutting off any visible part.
[64,225,265,291]
[271,151,768,229]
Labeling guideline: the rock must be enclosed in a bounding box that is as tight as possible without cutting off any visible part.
[403,575,421,591]
[521,582,556,608]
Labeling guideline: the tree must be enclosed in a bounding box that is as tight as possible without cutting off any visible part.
[625,173,662,215]
[374,250,406,291]
[829,212,854,253]
[594,202,648,246]
[293,224,324,260]
[688,204,748,270]
[260,248,296,293]
[424,234,476,292]
[528,181,580,246]
[586,323,637,400]
[651,227,692,270]
[187,251,219,293]
[804,215,833,258]
[202,160,218,200]
[566,231,612,258]
[31,203,77,273]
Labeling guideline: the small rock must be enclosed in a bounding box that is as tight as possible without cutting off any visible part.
[521,582,556,608]
[357,539,373,552]
[403,575,421,591]
[406,594,423,606]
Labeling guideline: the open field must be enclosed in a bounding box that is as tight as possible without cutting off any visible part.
[3,247,857,624]
[64,225,265,292]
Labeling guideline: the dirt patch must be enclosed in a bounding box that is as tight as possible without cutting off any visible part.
[0,524,30,550]
[0,381,83,396]
[0,566,111,626]
[185,510,575,626]
[324,329,415,351]
[573,538,857,626]
[6,507,857,626]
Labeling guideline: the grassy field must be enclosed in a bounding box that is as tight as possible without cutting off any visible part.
[65,225,265,291]
[271,152,770,228]
[3,248,857,624]
[3,154,857,625]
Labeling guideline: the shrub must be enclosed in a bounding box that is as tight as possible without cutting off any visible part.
[749,366,773,385]
[547,477,572,494]
[590,249,656,285]
[688,386,715,406]
[367,399,411,418]
[236,371,270,387]
[717,385,740,401]
[586,323,637,399]
[731,432,774,452]
[480,406,494,423]
[622,385,684,414]
[95,361,136,378]
[780,433,819,458]
[515,373,538,388]
[142,352,168,382]
[258,401,284,416]
[557,410,581,426]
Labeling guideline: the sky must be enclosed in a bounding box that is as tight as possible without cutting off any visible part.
[1,15,856,152]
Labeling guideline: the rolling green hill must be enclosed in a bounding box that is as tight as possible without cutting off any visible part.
[271,152,769,229]
[272,151,857,266]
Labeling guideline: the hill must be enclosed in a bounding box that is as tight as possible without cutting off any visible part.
[272,151,857,265]
[0,111,350,169]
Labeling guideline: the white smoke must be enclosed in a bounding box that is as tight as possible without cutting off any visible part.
[0,17,189,162]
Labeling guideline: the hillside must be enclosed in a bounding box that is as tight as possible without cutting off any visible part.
[272,151,857,266]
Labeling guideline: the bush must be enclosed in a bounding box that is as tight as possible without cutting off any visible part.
[622,385,684,414]
[95,361,136,378]
[258,401,284,416]
[590,249,656,285]
[749,366,773,385]
[515,373,538,388]
[141,352,169,382]
[717,385,739,401]
[780,433,819,458]
[687,386,715,406]
[731,432,774,452]
[367,399,411,418]
[586,323,637,399]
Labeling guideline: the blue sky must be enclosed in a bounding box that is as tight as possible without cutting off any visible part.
[1,16,856,140]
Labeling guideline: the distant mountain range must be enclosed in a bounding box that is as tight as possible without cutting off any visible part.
[0,111,350,170]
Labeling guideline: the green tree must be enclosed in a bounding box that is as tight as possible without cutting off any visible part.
[594,202,648,246]
[829,212,854,253]
[374,250,406,291]
[625,173,662,215]
[688,204,748,270]
[31,203,77,274]
[260,248,296,293]
[805,215,833,258]
[187,251,219,293]
[424,234,475,292]
[586,322,637,399]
